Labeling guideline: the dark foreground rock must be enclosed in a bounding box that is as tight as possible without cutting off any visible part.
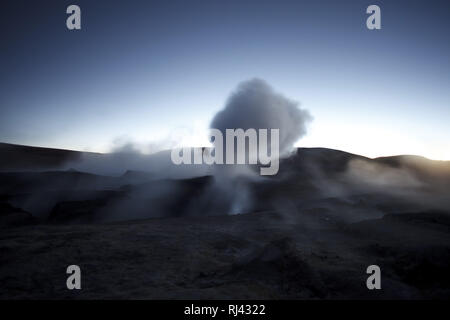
[0,210,449,299]
[0,201,36,228]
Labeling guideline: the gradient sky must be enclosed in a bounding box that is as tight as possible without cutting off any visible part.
[1,0,449,159]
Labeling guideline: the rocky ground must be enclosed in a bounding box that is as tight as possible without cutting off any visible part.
[1,209,449,299]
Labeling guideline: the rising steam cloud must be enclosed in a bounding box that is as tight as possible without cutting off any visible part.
[205,79,313,214]
[210,78,312,155]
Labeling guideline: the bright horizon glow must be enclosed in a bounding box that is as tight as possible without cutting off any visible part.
[7,120,449,161]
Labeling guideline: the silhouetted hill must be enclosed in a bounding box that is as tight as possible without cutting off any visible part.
[2,142,449,178]
[1,142,449,224]
[0,143,95,171]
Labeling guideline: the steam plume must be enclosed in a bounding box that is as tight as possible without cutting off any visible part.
[211,78,312,155]
[206,78,312,214]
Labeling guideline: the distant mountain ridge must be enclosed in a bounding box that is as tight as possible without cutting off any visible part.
[0,143,94,171]
[1,142,449,174]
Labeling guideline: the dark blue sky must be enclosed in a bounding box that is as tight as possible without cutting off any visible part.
[1,0,449,159]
